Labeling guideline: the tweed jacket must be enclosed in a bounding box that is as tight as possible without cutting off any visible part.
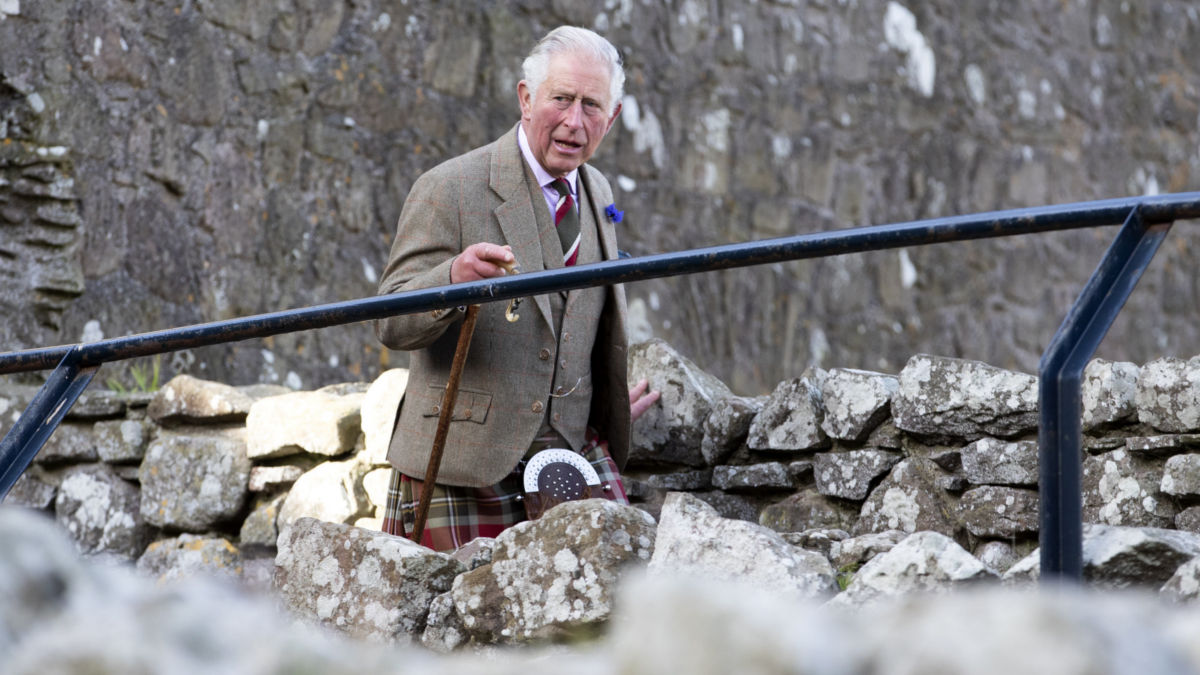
[375,124,631,488]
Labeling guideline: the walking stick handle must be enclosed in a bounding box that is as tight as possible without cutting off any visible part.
[410,304,482,545]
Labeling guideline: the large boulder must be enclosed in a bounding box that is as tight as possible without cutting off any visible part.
[0,507,420,673]
[892,354,1038,439]
[1004,524,1200,589]
[649,492,837,599]
[138,430,251,531]
[628,339,735,468]
[829,531,998,608]
[274,517,464,643]
[447,499,656,645]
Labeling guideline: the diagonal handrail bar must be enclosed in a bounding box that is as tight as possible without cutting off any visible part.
[2,191,1200,582]
[3,193,1199,376]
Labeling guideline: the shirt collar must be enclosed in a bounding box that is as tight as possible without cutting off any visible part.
[518,123,578,196]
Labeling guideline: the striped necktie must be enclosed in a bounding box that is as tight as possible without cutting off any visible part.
[550,178,581,266]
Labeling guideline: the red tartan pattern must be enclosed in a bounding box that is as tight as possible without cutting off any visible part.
[381,428,628,552]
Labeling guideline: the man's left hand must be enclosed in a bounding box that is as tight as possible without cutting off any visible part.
[629,378,660,422]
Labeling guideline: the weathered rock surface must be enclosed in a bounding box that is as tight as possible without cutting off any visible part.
[138,431,251,531]
[36,424,99,464]
[136,534,242,585]
[274,517,464,643]
[814,449,901,500]
[1137,357,1200,433]
[1162,453,1200,497]
[1004,524,1200,589]
[277,457,372,531]
[830,531,997,608]
[854,458,959,538]
[649,492,837,599]
[1083,448,1176,528]
[960,437,1039,486]
[93,419,151,463]
[747,370,829,451]
[711,462,794,491]
[1082,359,1140,430]
[247,390,364,459]
[55,464,150,560]
[820,368,898,441]
[958,486,1039,538]
[147,374,264,424]
[447,499,656,644]
[759,490,860,533]
[892,355,1038,439]
[700,395,760,466]
[628,339,734,468]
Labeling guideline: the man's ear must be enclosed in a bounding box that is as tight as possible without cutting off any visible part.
[605,101,622,134]
[518,81,533,120]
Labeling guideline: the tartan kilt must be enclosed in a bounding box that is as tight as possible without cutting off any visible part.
[381,427,628,552]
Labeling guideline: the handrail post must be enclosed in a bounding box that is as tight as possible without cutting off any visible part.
[0,349,98,500]
[1037,206,1171,582]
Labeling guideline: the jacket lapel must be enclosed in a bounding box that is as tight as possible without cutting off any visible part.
[490,124,554,331]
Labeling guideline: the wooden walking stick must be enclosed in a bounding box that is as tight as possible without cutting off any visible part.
[410,304,480,544]
[410,264,521,544]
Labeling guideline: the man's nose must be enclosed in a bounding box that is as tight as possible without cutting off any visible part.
[562,100,583,128]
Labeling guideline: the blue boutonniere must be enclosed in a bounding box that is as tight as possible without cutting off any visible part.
[605,203,624,224]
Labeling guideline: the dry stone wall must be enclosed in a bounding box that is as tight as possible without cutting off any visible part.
[2,1,1200,394]
[8,340,1200,594]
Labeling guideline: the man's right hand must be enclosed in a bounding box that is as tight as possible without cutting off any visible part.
[451,243,515,283]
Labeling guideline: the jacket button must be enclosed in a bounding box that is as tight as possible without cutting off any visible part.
[539,348,551,360]
[532,401,544,413]
[555,386,565,395]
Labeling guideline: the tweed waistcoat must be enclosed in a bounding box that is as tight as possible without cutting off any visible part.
[525,168,604,452]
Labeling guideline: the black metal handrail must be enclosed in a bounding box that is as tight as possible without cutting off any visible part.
[3,191,1200,582]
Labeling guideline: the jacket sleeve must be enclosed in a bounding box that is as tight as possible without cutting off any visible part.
[374,170,466,351]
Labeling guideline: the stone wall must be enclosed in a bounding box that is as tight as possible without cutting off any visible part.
[9,340,1200,591]
[2,1,1199,394]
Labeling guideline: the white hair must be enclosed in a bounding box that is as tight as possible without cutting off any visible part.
[521,26,625,114]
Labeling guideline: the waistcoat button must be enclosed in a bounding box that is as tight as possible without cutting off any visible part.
[539,348,551,360]
[532,401,544,413]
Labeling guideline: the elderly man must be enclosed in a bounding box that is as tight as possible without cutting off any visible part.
[376,26,658,551]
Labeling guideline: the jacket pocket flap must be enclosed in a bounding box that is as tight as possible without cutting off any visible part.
[422,385,491,424]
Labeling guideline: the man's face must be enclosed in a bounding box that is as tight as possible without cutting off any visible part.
[518,51,622,178]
